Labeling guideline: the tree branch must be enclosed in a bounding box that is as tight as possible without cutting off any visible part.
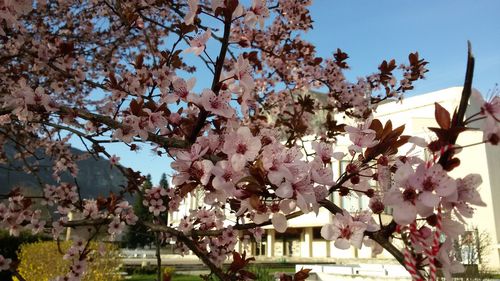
[456,41,475,128]
[144,221,227,280]
[0,105,190,149]
[318,199,405,267]
[188,13,233,143]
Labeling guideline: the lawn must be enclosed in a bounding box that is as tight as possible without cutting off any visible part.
[128,274,203,281]
[128,267,295,281]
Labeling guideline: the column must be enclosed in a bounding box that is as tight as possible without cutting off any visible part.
[65,211,73,241]
[266,229,275,257]
[303,227,313,257]
[326,240,331,258]
[235,230,241,253]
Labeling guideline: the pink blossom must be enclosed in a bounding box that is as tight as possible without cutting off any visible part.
[28,219,46,235]
[113,125,136,143]
[244,0,270,29]
[0,254,11,271]
[211,160,242,194]
[249,227,264,242]
[271,212,287,233]
[443,174,485,219]
[311,141,334,164]
[344,119,379,153]
[441,216,465,239]
[473,90,500,122]
[165,77,196,103]
[143,108,168,130]
[108,217,125,236]
[222,127,261,171]
[184,0,198,25]
[197,160,214,185]
[383,163,419,225]
[472,90,500,143]
[52,217,68,239]
[148,199,167,216]
[275,174,316,214]
[179,217,193,234]
[321,210,367,249]
[408,163,456,208]
[261,143,294,185]
[408,136,428,147]
[352,210,380,232]
[171,160,192,185]
[109,155,120,166]
[121,208,139,225]
[176,143,209,162]
[171,157,213,186]
[230,55,255,93]
[310,160,334,186]
[363,238,384,257]
[221,227,238,245]
[83,200,99,219]
[184,29,211,56]
[199,89,235,118]
[143,187,169,215]
[70,260,87,275]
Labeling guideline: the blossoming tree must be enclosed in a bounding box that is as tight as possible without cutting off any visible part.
[0,1,499,281]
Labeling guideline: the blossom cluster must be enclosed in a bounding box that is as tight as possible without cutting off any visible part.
[142,186,169,216]
[0,194,44,237]
[51,240,89,281]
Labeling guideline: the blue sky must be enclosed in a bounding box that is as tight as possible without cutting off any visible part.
[73,1,500,184]
[305,1,500,96]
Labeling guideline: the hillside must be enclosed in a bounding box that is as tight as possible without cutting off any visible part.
[0,144,127,199]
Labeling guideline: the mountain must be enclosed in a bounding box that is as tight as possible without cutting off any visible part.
[0,144,127,199]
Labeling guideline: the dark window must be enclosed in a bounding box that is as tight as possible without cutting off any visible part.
[312,227,323,240]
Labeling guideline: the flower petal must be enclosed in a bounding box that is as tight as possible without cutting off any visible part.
[334,238,351,250]
[272,213,288,233]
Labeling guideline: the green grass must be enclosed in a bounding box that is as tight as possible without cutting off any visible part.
[128,274,203,281]
[128,267,295,281]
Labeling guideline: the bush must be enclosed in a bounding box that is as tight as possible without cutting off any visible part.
[0,230,50,281]
[15,241,122,281]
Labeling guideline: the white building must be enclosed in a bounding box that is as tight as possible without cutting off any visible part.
[173,87,500,270]
[249,87,500,269]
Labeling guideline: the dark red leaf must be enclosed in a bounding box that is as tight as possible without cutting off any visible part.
[129,99,143,116]
[177,182,198,198]
[434,102,451,129]
[294,268,312,281]
[369,119,383,139]
[135,53,144,69]
[380,120,393,140]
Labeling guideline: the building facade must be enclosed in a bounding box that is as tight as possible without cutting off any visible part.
[173,87,500,270]
[254,87,500,269]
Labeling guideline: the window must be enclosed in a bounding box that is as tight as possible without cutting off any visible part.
[312,227,323,240]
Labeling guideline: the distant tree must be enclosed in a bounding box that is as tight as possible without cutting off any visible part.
[124,175,154,249]
[451,228,493,281]
[159,173,169,189]
[158,173,171,225]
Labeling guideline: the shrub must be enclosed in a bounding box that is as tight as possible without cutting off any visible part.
[0,230,50,281]
[15,241,122,281]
